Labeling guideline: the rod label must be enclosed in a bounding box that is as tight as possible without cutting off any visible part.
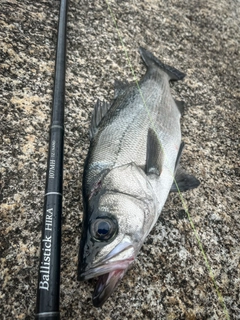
[39,208,53,291]
[49,140,56,179]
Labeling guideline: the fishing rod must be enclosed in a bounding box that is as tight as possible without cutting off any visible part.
[35,0,68,319]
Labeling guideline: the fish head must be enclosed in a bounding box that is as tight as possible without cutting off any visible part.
[78,163,157,307]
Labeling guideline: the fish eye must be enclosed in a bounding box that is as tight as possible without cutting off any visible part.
[91,217,117,241]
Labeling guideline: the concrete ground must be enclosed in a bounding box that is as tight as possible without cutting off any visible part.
[0,0,239,319]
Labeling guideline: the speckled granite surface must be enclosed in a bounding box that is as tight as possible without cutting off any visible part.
[0,0,239,319]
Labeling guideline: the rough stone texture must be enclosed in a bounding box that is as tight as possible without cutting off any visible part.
[0,0,239,319]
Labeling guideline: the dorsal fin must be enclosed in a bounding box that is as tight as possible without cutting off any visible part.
[139,47,186,81]
[145,128,164,176]
[114,80,129,98]
[89,99,111,139]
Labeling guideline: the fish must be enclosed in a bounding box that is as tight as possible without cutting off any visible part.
[77,47,200,307]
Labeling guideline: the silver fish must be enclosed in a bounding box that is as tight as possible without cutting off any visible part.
[78,47,200,307]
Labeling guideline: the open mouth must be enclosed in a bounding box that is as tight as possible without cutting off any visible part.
[93,269,128,307]
[79,244,135,307]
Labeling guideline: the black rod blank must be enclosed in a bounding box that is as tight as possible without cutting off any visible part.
[35,1,68,319]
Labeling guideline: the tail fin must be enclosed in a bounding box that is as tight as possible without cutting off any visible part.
[139,47,185,81]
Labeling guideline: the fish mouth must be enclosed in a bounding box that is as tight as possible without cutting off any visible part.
[92,269,126,307]
[79,243,135,307]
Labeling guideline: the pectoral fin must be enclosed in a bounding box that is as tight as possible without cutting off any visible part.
[145,128,164,176]
[171,167,200,192]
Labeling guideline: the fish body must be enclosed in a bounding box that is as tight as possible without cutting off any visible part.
[78,47,200,307]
